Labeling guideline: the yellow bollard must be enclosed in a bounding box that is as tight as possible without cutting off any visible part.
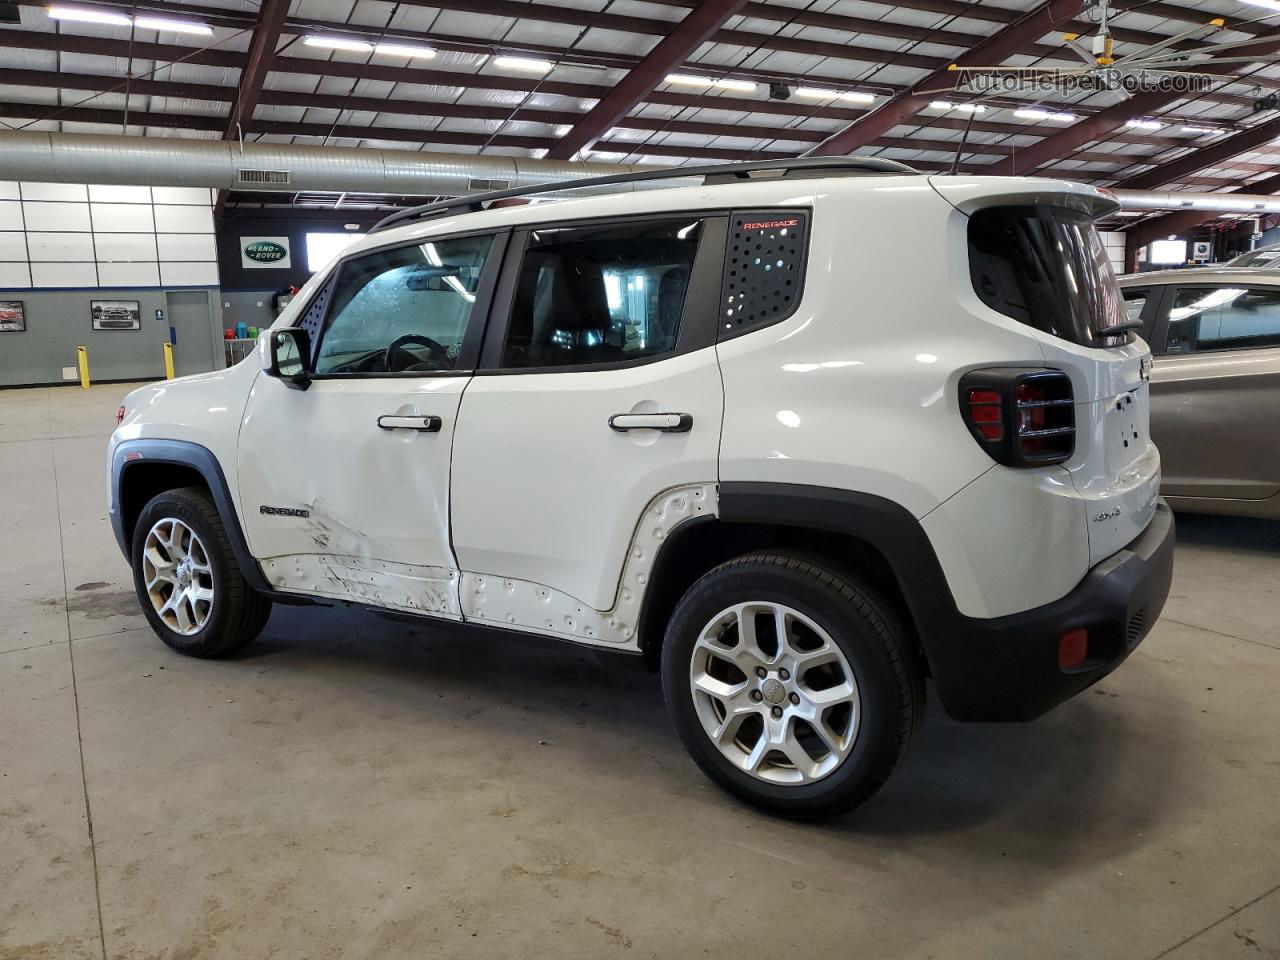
[163,341,175,380]
[76,345,90,389]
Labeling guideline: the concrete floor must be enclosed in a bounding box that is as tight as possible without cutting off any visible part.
[1,381,1278,960]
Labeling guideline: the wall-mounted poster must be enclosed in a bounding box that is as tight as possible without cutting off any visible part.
[91,300,142,331]
[0,300,25,333]
[241,236,292,269]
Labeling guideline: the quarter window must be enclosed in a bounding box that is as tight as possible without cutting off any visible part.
[313,234,494,375]
[500,218,702,369]
[1122,289,1148,325]
[1164,286,1280,355]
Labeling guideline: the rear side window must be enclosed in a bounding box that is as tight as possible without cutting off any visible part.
[1164,286,1280,354]
[969,205,1126,347]
[501,218,702,369]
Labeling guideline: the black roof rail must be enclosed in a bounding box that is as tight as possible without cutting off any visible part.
[368,155,918,234]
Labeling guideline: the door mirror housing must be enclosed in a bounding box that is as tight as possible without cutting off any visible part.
[264,327,311,390]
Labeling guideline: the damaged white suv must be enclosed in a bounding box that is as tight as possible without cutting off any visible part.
[109,158,1174,818]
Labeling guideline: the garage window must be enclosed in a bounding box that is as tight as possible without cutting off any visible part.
[499,218,702,369]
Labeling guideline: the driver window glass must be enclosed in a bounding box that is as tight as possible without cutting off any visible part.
[313,233,494,374]
[1163,285,1280,355]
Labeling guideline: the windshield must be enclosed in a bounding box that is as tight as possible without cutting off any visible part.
[1225,247,1280,268]
[968,205,1127,347]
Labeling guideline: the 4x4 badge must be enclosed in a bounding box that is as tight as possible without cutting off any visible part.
[1093,507,1122,522]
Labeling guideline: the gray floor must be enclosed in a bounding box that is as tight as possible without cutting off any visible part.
[2,382,1278,960]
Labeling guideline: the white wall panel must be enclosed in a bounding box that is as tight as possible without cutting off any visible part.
[31,261,97,287]
[0,262,31,287]
[0,182,19,201]
[0,232,28,260]
[152,187,213,205]
[98,261,162,287]
[160,262,219,286]
[23,201,91,231]
[95,232,159,262]
[90,202,155,232]
[157,233,216,261]
[88,184,153,203]
[21,182,88,202]
[154,204,215,233]
[27,232,96,261]
[0,200,22,228]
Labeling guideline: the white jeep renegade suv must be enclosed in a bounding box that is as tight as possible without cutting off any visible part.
[109,158,1175,818]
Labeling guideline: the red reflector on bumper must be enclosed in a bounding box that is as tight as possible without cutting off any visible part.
[1058,628,1089,670]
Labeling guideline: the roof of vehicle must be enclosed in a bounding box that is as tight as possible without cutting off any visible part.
[328,159,1115,267]
[1224,242,1280,266]
[1118,267,1280,286]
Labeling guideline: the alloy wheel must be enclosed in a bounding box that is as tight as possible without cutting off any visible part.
[689,601,861,784]
[142,517,215,636]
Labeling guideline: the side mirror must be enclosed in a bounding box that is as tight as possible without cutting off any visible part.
[265,327,311,391]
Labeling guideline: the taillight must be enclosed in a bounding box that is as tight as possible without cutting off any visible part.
[116,405,126,426]
[959,368,1075,467]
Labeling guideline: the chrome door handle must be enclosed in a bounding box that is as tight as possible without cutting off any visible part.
[377,415,442,432]
[608,413,693,433]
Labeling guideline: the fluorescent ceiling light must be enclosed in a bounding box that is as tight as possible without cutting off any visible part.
[1240,0,1280,12]
[665,73,756,92]
[554,124,572,137]
[303,35,373,52]
[1181,125,1216,134]
[494,56,553,73]
[795,86,875,103]
[373,42,436,58]
[1125,118,1163,129]
[667,74,713,86]
[1013,108,1075,122]
[132,15,212,34]
[929,100,984,113]
[46,5,131,25]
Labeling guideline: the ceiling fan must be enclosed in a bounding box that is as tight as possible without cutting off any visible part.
[943,0,1280,91]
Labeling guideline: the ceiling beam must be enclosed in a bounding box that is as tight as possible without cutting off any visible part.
[809,0,1086,157]
[1,28,1237,145]
[546,0,748,161]
[2,67,1204,167]
[986,30,1280,176]
[223,0,288,141]
[1112,117,1280,189]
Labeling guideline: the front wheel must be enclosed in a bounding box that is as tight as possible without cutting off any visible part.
[661,552,923,819]
[131,487,272,658]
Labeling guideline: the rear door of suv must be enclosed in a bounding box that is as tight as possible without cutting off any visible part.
[1148,281,1280,501]
[449,213,728,640]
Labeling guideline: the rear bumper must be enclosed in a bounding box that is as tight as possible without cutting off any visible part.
[929,500,1176,721]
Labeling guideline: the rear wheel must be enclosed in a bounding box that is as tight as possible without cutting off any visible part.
[131,487,271,658]
[661,552,923,819]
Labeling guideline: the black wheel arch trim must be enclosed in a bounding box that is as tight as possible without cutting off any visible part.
[712,481,1176,722]
[110,438,280,598]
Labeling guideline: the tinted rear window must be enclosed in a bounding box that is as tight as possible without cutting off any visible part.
[968,205,1126,347]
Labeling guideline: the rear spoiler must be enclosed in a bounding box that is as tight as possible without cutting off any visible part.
[927,176,1120,221]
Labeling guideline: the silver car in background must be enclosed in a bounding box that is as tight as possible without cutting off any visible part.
[1224,243,1280,269]
[1118,268,1280,519]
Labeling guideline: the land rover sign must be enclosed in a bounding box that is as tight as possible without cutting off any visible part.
[241,236,291,269]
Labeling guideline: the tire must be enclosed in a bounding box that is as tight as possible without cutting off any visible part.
[130,486,272,658]
[661,551,923,819]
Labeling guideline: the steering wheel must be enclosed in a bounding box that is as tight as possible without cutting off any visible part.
[384,334,450,372]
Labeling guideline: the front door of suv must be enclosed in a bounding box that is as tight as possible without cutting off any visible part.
[1150,282,1280,501]
[237,230,506,616]
[449,215,728,642]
